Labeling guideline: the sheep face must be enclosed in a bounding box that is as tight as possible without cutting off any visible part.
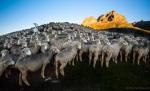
[122,40,128,46]
[119,39,128,46]
[36,41,42,46]
[4,57,15,66]
[22,42,28,47]
[22,48,32,56]
[1,50,9,57]
[50,46,60,54]
[7,43,12,49]
[41,42,49,50]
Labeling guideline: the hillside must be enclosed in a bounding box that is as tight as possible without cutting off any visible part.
[132,21,150,30]
[0,22,150,91]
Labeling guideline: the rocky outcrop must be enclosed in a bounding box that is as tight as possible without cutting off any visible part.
[82,16,97,27]
[82,11,131,29]
[97,10,128,24]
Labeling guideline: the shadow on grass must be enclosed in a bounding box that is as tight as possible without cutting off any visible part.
[1,59,150,91]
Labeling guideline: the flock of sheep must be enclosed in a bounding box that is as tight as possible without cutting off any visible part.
[0,22,150,86]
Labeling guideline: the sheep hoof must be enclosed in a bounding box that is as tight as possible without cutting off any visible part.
[42,75,45,79]
[25,83,30,86]
[44,77,52,81]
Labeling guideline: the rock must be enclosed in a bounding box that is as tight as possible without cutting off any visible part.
[82,10,129,29]
[97,11,128,24]
[82,16,97,27]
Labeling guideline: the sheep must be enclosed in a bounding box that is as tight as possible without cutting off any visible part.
[17,37,27,46]
[54,41,81,78]
[99,37,111,67]
[101,38,127,67]
[0,50,15,77]
[49,38,71,51]
[78,42,91,62]
[28,40,41,54]
[9,45,22,56]
[101,43,112,68]
[120,38,138,62]
[40,42,49,53]
[132,44,139,64]
[137,46,149,65]
[3,40,12,49]
[133,42,150,65]
[1,49,9,57]
[110,39,128,63]
[88,39,102,68]
[15,47,59,86]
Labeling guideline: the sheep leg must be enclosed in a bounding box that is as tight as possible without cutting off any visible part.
[101,52,104,67]
[72,60,75,66]
[79,51,83,62]
[76,53,79,62]
[106,53,112,68]
[60,63,67,77]
[112,58,115,63]
[125,53,128,62]
[55,61,59,78]
[143,56,147,64]
[133,52,136,64]
[137,55,142,65]
[93,53,98,68]
[72,55,76,66]
[21,71,30,86]
[41,63,47,79]
[114,57,117,64]
[120,51,122,62]
[89,52,92,65]
[19,73,22,86]
[68,61,71,65]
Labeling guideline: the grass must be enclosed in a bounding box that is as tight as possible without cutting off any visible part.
[0,58,150,91]
[36,59,150,91]
[61,60,150,91]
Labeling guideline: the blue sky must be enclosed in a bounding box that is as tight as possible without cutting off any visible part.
[0,0,150,34]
